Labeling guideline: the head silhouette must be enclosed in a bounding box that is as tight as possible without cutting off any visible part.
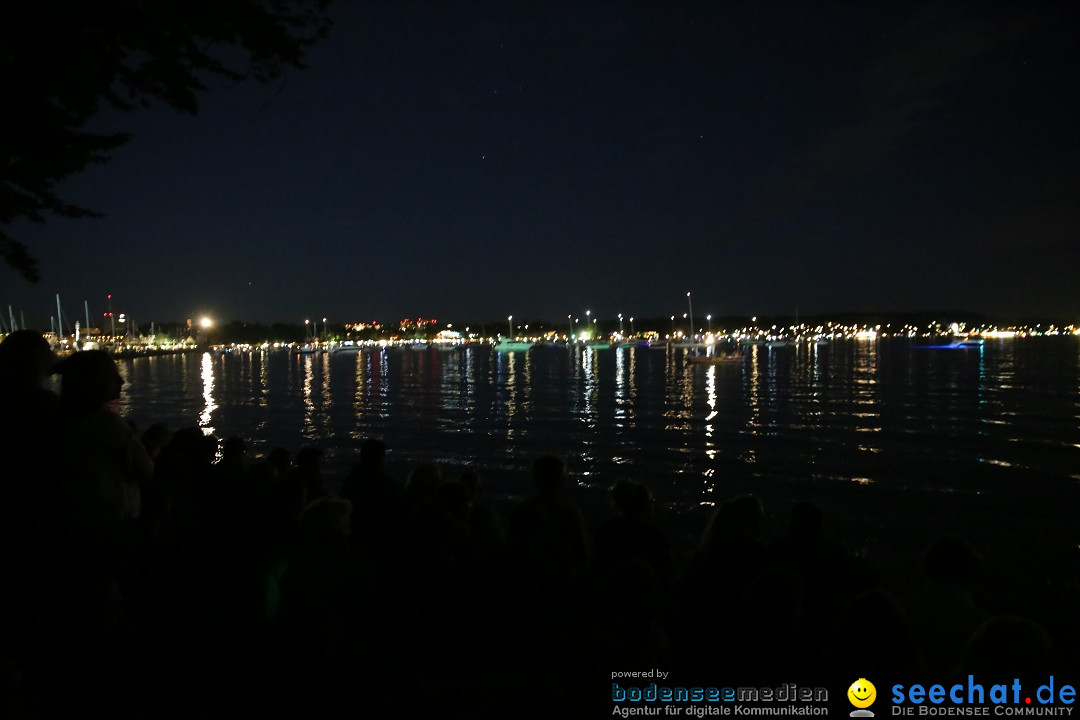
[923,534,982,584]
[266,447,292,477]
[359,438,387,470]
[610,479,654,520]
[458,469,484,502]
[0,330,55,390]
[53,350,123,409]
[533,454,566,496]
[717,494,764,538]
[222,436,247,461]
[789,501,824,539]
[296,446,323,472]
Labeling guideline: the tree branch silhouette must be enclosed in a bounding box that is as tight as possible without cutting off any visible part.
[0,0,332,282]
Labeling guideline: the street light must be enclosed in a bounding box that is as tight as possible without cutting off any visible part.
[618,313,624,337]
[671,315,675,338]
[196,317,212,347]
[707,314,712,336]
[567,314,573,343]
[305,319,310,342]
[508,315,513,338]
[687,291,694,341]
[630,317,635,336]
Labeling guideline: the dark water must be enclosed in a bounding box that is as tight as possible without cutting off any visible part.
[111,339,1080,513]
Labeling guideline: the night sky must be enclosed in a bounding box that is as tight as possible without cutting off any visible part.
[5,1,1079,327]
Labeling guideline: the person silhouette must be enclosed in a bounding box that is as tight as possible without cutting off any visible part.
[54,350,152,525]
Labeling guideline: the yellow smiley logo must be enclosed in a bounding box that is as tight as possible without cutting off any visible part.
[848,679,877,709]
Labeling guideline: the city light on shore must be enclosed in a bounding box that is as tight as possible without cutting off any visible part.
[4,307,1077,358]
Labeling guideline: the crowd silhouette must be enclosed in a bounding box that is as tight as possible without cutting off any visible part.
[0,331,1074,718]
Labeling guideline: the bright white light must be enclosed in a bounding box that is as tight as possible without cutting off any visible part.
[199,352,216,434]
[199,317,213,329]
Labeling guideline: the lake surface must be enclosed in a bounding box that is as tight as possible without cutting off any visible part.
[110,339,1080,516]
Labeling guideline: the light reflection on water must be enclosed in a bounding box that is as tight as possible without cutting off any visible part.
[350,349,364,441]
[199,351,216,436]
[301,353,314,441]
[614,347,625,428]
[746,344,761,439]
[110,339,1080,509]
[504,350,517,439]
[578,347,598,473]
